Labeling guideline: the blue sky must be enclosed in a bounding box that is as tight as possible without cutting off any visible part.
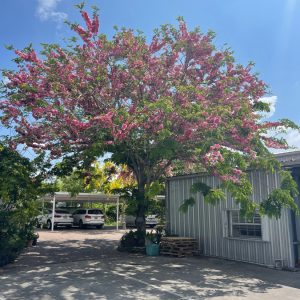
[1,0,300,151]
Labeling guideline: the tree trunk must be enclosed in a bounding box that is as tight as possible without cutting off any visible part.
[130,155,148,246]
[135,180,147,246]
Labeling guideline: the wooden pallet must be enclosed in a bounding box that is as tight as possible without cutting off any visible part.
[160,236,198,257]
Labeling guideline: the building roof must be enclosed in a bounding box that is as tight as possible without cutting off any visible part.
[275,151,300,167]
[40,192,119,203]
[166,150,300,181]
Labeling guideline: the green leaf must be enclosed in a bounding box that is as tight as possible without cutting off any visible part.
[4,44,14,51]
[260,171,299,218]
[204,189,225,204]
[179,197,195,213]
[280,170,299,197]
[260,189,299,219]
[145,180,164,199]
[190,182,211,196]
[253,101,270,112]
[74,2,85,10]
[280,119,300,130]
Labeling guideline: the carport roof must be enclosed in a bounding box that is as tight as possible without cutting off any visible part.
[40,192,120,203]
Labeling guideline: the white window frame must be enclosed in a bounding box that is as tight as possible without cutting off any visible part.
[226,209,263,240]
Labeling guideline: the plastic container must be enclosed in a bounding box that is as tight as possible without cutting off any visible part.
[146,243,160,256]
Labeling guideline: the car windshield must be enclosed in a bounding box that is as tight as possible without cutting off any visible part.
[88,209,103,215]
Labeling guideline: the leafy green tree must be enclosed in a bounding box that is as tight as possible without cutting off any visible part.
[56,161,135,222]
[57,161,135,194]
[1,5,299,240]
[0,144,49,265]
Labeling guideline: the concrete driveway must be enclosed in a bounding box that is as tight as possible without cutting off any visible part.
[1,228,300,299]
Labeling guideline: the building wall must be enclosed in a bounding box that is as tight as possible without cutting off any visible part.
[291,168,300,264]
[166,170,295,268]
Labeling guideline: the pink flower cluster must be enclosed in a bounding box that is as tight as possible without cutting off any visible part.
[113,121,138,141]
[92,112,114,128]
[15,50,40,63]
[204,144,224,166]
[263,137,288,149]
[1,7,289,180]
[81,11,99,35]
[219,174,240,184]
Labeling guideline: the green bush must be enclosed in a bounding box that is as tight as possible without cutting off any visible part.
[119,230,145,249]
[0,211,26,266]
[105,205,118,223]
[0,212,41,266]
[0,145,46,266]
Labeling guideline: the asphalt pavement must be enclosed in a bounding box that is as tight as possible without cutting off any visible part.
[1,228,300,299]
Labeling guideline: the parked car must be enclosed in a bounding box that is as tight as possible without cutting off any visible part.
[37,209,73,229]
[36,209,49,228]
[125,214,158,228]
[146,215,159,227]
[72,209,105,229]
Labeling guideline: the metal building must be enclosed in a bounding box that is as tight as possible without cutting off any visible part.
[166,151,300,268]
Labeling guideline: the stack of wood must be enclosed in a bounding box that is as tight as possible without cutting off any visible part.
[160,236,198,257]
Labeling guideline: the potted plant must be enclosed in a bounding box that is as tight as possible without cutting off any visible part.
[145,229,161,256]
[26,231,39,247]
[32,232,39,246]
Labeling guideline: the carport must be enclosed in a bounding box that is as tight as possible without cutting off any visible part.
[41,192,120,231]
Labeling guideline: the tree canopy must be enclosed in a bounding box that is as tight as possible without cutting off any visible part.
[57,161,135,196]
[1,5,299,232]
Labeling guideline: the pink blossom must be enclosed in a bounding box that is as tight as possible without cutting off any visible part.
[220,174,240,184]
[121,123,128,130]
[204,149,224,166]
[92,13,99,34]
[1,8,289,186]
[232,168,242,175]
[81,11,93,32]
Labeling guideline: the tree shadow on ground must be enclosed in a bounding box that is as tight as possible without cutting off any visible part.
[1,231,300,299]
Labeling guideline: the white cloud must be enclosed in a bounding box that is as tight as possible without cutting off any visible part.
[269,129,300,154]
[36,0,67,23]
[259,96,277,118]
[2,76,10,84]
[284,129,300,149]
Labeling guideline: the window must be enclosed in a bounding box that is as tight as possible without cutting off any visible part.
[228,210,262,239]
[55,210,69,214]
[74,209,85,214]
[88,209,103,215]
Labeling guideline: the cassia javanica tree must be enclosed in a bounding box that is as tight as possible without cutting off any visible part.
[1,4,299,236]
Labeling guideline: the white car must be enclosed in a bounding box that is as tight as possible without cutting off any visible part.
[37,209,73,229]
[125,214,158,228]
[72,209,105,229]
[145,215,159,227]
[36,209,49,228]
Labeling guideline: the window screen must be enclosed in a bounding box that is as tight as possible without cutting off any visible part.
[230,210,262,239]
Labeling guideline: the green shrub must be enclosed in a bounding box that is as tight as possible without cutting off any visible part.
[119,230,145,249]
[0,145,46,266]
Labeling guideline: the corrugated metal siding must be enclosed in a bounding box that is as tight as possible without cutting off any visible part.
[166,171,295,268]
[295,195,300,242]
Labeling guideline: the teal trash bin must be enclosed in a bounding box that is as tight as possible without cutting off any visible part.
[146,243,160,256]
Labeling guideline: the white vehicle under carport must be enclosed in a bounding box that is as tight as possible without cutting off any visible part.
[125,214,158,228]
[37,209,73,229]
[36,209,49,228]
[38,192,121,231]
[72,209,105,229]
